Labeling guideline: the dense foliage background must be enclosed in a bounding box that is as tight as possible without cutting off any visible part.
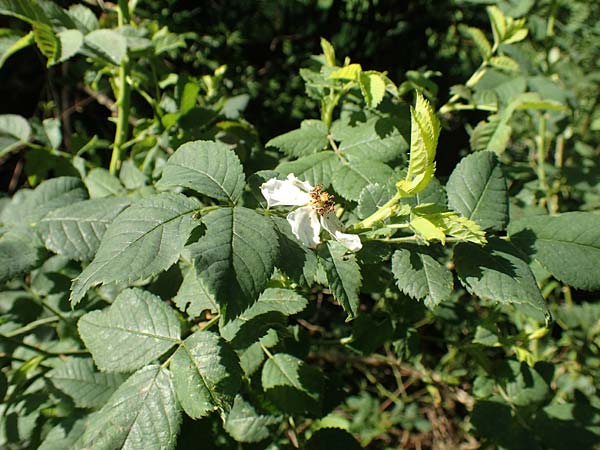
[0,1,599,449]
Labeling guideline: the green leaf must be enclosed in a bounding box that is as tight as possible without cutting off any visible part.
[32,22,58,63]
[454,237,549,323]
[173,266,217,318]
[47,357,126,408]
[0,113,31,157]
[329,63,362,80]
[459,25,492,60]
[192,207,278,321]
[0,227,46,283]
[0,29,34,68]
[489,55,520,72]
[0,0,75,27]
[0,176,87,226]
[391,246,453,309]
[224,395,281,443]
[306,428,363,449]
[266,120,329,157]
[487,5,506,46]
[39,197,131,261]
[359,72,386,108]
[55,28,83,62]
[220,288,308,348]
[78,288,181,371]
[70,193,200,305]
[505,360,550,407]
[446,151,508,231]
[157,140,245,204]
[170,330,242,419]
[470,115,512,154]
[357,183,395,219]
[76,365,181,450]
[276,151,340,189]
[397,92,441,196]
[39,418,86,450]
[84,29,126,65]
[332,158,394,201]
[508,212,600,290]
[84,168,126,198]
[318,241,362,318]
[261,353,324,415]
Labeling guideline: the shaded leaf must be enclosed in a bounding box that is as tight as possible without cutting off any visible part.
[224,395,281,443]
[266,120,329,157]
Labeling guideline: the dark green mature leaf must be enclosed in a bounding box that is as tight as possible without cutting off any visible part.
[170,330,242,419]
[0,176,87,226]
[470,115,512,154]
[504,360,550,407]
[261,353,324,415]
[357,183,395,219]
[224,395,281,443]
[78,288,181,371]
[173,266,217,318]
[38,418,87,450]
[220,288,308,347]
[446,151,508,231]
[84,168,126,198]
[266,119,328,157]
[48,358,126,408]
[76,365,181,450]
[70,193,200,305]
[319,241,362,318]
[332,158,394,201]
[0,113,30,157]
[192,207,278,321]
[157,140,246,204]
[276,151,340,188]
[0,227,46,283]
[0,0,75,27]
[454,237,549,323]
[508,212,600,290]
[306,428,363,449]
[84,29,126,65]
[392,246,453,309]
[270,216,318,285]
[39,197,131,261]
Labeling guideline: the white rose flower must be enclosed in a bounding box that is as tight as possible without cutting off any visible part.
[260,174,362,252]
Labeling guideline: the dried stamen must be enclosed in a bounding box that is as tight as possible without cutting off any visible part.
[309,185,335,216]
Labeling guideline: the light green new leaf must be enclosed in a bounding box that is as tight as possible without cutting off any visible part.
[224,395,281,443]
[0,29,34,68]
[0,113,31,158]
[157,140,245,204]
[329,63,362,80]
[39,197,131,261]
[489,55,520,72]
[320,37,335,66]
[318,241,362,318]
[359,72,386,108]
[332,158,394,201]
[276,151,340,188]
[508,212,600,291]
[397,92,440,196]
[392,246,453,309]
[84,29,126,65]
[458,25,491,60]
[78,288,181,372]
[76,365,181,450]
[192,207,279,321]
[446,151,508,231]
[261,353,324,415]
[220,288,308,347]
[170,330,242,419]
[70,193,200,305]
[32,22,58,63]
[454,237,549,323]
[0,227,46,283]
[266,120,329,157]
[48,358,126,408]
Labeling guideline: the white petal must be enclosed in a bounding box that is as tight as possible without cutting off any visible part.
[320,211,362,252]
[287,206,321,248]
[260,175,311,208]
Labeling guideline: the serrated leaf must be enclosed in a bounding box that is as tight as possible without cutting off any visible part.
[69,193,200,305]
[276,151,340,188]
[76,365,181,450]
[78,288,181,371]
[319,241,362,317]
[220,288,308,347]
[508,212,600,291]
[470,116,512,154]
[0,227,46,283]
[84,29,126,65]
[320,37,335,65]
[47,358,126,408]
[84,168,126,198]
[359,72,386,108]
[0,0,75,27]
[32,22,58,63]
[224,395,281,443]
[173,266,217,318]
[68,4,98,32]
[454,237,549,323]
[459,25,492,60]
[489,55,519,72]
[266,120,329,158]
[170,330,242,419]
[157,140,245,204]
[329,63,362,80]
[357,183,395,219]
[397,92,440,196]
[446,151,508,231]
[487,5,506,46]
[0,29,34,68]
[38,418,86,450]
[392,246,453,309]
[332,159,394,201]
[56,28,83,62]
[0,113,30,157]
[39,197,131,261]
[441,214,487,244]
[192,207,278,321]
[261,353,324,415]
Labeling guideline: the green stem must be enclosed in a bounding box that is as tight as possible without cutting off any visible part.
[350,192,402,231]
[3,317,59,338]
